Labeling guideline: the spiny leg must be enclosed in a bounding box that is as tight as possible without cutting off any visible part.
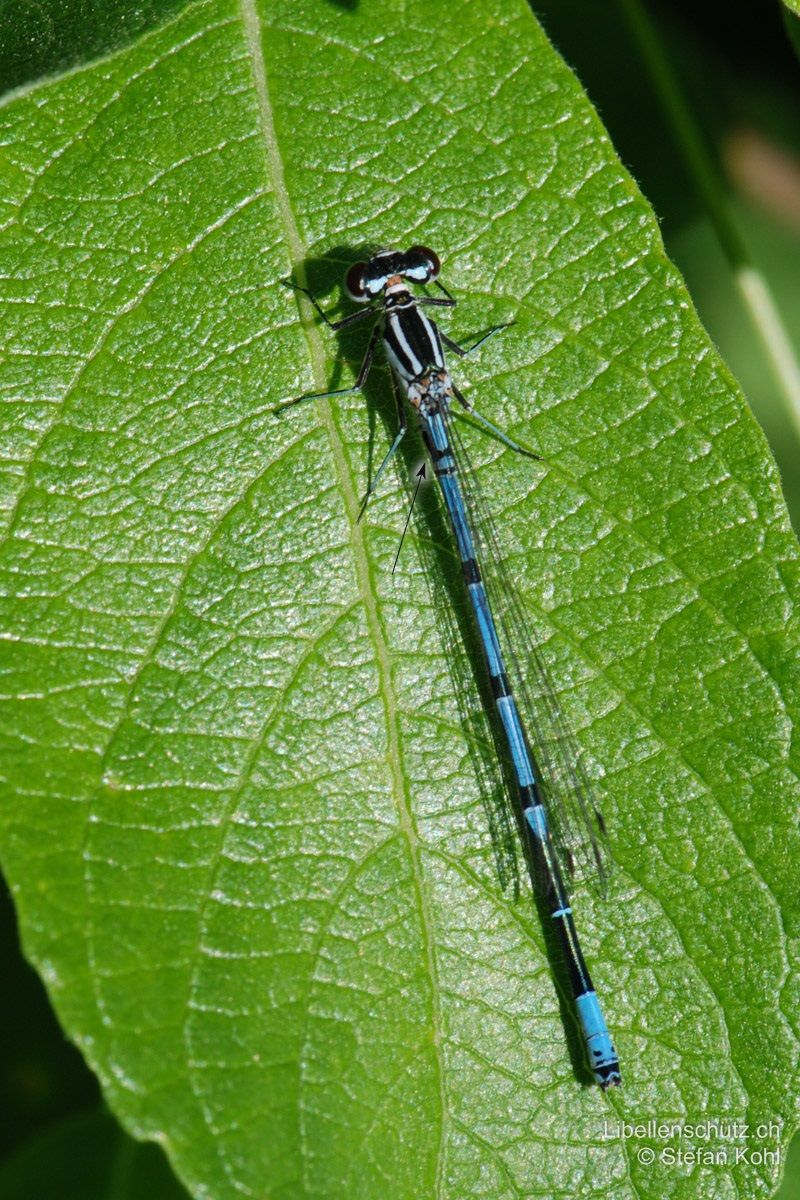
[274,322,381,414]
[357,384,408,522]
[441,322,515,358]
[434,279,457,304]
[452,384,541,460]
[419,296,456,311]
[282,278,376,331]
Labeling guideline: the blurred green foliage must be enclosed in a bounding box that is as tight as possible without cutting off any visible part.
[0,0,187,96]
[537,0,800,530]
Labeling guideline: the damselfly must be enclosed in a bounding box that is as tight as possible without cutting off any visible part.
[278,246,621,1089]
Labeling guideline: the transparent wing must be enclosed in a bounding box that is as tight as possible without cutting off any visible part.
[447,414,611,897]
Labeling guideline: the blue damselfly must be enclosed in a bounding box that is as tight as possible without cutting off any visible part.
[278,246,621,1089]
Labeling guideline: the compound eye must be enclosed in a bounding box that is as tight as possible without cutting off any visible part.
[345,262,369,301]
[407,245,441,281]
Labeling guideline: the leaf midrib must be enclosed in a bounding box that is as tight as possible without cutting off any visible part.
[238,0,449,1187]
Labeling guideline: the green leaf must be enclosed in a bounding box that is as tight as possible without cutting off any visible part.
[1,2,798,1198]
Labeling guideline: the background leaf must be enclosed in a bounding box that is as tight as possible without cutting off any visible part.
[537,0,800,523]
[0,1108,189,1200]
[0,0,188,97]
[0,880,99,1157]
[1,1,798,1198]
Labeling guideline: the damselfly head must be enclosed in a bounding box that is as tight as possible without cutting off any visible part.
[344,245,441,301]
